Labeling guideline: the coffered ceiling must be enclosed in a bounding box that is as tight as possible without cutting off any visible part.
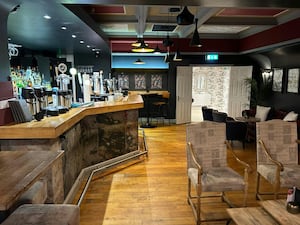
[4,0,300,56]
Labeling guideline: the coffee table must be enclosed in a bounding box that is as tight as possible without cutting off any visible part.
[227,200,300,225]
[261,200,300,225]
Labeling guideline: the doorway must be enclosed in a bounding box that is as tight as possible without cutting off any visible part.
[190,66,252,122]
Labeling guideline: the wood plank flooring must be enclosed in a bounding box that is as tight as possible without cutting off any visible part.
[77,124,285,225]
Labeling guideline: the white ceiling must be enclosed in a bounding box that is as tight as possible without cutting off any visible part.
[4,0,300,55]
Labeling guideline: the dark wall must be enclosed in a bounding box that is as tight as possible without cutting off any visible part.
[254,43,300,113]
[0,5,11,81]
[74,53,111,78]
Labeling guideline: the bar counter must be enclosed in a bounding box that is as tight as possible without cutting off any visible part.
[0,94,143,139]
[0,94,143,200]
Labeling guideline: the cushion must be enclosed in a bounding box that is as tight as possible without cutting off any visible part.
[188,167,245,192]
[255,105,271,121]
[283,111,298,121]
[257,164,300,187]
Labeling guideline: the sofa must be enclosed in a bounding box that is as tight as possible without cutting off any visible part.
[202,107,247,148]
[242,105,300,139]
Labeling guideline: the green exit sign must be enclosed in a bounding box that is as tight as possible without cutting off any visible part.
[205,53,219,61]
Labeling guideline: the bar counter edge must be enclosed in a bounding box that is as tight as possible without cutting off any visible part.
[0,94,144,201]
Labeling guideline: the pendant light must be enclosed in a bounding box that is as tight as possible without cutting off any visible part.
[153,32,161,54]
[190,18,202,47]
[131,39,154,53]
[131,38,144,47]
[163,11,174,48]
[173,48,183,61]
[153,44,161,54]
[177,6,194,25]
[162,34,174,47]
[164,53,171,63]
[133,58,145,64]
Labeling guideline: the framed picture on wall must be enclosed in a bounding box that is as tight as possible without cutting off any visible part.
[118,74,129,89]
[134,74,146,89]
[151,74,162,89]
[287,68,300,93]
[272,68,283,92]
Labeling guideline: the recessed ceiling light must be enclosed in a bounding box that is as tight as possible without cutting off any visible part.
[43,14,51,20]
[61,26,67,30]
[72,34,76,38]
[92,48,101,52]
[8,37,11,41]
[87,45,90,48]
[80,40,84,44]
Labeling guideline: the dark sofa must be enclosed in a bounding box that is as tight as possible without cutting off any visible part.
[243,107,300,138]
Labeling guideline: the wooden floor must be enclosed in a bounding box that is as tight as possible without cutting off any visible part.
[77,123,283,225]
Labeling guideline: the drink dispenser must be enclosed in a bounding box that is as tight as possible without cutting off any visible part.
[33,86,46,113]
[56,74,72,108]
[21,87,36,115]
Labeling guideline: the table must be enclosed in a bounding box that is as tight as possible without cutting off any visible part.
[227,200,300,225]
[0,150,64,211]
[227,207,278,225]
[261,200,300,225]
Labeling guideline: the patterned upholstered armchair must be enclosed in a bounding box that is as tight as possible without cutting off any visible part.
[186,121,251,225]
[256,119,300,200]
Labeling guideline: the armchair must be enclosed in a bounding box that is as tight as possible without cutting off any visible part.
[256,119,300,200]
[186,121,251,224]
[201,106,213,121]
[212,111,228,122]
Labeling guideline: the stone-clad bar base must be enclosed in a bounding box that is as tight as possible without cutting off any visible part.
[0,110,139,198]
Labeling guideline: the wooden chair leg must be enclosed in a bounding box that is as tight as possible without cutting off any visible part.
[274,180,281,200]
[196,184,201,225]
[256,172,262,200]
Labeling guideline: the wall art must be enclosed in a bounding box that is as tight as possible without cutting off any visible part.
[272,68,283,92]
[287,68,299,93]
[151,74,162,89]
[134,74,146,89]
[118,74,129,89]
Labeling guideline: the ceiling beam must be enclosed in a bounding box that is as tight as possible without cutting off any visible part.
[87,15,137,23]
[135,5,148,37]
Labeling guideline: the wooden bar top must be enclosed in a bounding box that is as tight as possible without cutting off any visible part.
[0,94,143,139]
[0,150,64,211]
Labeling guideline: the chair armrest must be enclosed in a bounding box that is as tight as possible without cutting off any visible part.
[187,142,203,176]
[225,141,252,173]
[258,140,284,171]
